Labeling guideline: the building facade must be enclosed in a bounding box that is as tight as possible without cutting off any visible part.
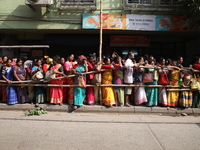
[0,0,199,62]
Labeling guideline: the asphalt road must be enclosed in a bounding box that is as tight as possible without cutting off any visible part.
[0,111,200,150]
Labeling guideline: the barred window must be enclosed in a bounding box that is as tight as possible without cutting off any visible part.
[61,0,95,5]
[160,0,180,5]
[127,0,152,5]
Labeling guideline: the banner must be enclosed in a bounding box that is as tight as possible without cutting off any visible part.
[126,14,155,31]
[82,13,194,32]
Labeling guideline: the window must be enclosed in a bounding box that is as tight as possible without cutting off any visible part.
[160,0,180,5]
[61,0,95,5]
[127,0,152,5]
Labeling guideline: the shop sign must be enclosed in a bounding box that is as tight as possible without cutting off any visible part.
[82,13,195,31]
[110,36,150,47]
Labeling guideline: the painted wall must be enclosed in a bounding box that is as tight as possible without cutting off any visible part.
[0,0,185,30]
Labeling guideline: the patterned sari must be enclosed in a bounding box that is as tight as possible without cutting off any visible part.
[145,69,158,106]
[179,73,192,107]
[74,64,86,106]
[50,64,63,104]
[167,70,180,107]
[101,66,116,107]
[31,66,44,104]
[2,66,18,104]
[63,61,74,104]
[13,65,28,103]
[113,64,124,106]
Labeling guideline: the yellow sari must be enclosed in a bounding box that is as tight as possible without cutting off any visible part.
[101,70,116,107]
[167,70,180,107]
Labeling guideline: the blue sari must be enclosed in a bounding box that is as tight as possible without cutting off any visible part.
[31,66,44,104]
[2,66,18,104]
[145,69,158,106]
[74,64,86,106]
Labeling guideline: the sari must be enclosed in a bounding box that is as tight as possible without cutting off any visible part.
[192,65,200,108]
[133,68,147,105]
[145,69,158,106]
[63,61,74,104]
[113,64,124,106]
[167,70,180,107]
[13,65,28,103]
[158,70,168,106]
[101,65,116,107]
[179,73,192,108]
[50,64,63,104]
[31,66,44,104]
[74,64,86,106]
[2,66,18,104]
[86,62,95,105]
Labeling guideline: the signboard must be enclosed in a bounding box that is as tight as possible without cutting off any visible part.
[32,50,43,57]
[83,13,194,31]
[126,14,155,31]
[110,36,150,47]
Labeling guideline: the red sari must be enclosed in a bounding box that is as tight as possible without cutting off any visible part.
[50,64,63,104]
[63,61,74,105]
[86,62,95,105]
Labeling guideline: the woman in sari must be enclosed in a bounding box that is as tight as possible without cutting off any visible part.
[179,70,193,108]
[31,59,44,107]
[192,57,200,108]
[113,57,124,106]
[157,57,168,106]
[13,58,28,103]
[133,57,147,105]
[167,61,181,107]
[1,56,8,103]
[63,54,74,105]
[101,58,116,107]
[2,59,18,104]
[145,60,159,106]
[86,56,95,105]
[73,55,88,109]
[49,56,64,105]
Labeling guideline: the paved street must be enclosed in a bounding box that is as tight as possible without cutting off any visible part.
[0,111,199,150]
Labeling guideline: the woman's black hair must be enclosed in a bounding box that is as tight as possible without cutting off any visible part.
[148,59,155,64]
[159,57,165,63]
[2,56,7,60]
[67,54,74,58]
[113,57,118,63]
[16,58,23,64]
[131,58,136,62]
[192,57,200,64]
[103,57,109,63]
[137,56,144,62]
[53,55,61,63]
[176,56,183,61]
[166,59,172,66]
[5,58,12,63]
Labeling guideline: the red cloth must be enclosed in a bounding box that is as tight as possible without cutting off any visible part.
[102,65,112,69]
[193,64,200,70]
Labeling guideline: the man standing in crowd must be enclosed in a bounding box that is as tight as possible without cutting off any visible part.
[124,52,135,107]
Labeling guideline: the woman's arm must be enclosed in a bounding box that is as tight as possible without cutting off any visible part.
[13,66,21,81]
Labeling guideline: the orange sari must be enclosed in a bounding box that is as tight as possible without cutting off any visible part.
[101,65,116,107]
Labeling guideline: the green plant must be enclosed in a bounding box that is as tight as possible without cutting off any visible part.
[22,106,48,116]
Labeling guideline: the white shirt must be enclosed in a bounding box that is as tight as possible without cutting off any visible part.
[124,58,134,83]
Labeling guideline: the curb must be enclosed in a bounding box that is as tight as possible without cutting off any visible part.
[0,103,200,114]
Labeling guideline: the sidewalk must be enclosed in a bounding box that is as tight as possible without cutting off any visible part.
[0,103,200,114]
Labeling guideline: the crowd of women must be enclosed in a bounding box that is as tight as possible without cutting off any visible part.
[0,52,200,109]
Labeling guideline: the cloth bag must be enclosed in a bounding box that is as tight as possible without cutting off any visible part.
[91,73,101,83]
[190,74,200,90]
[45,69,56,80]
[32,71,44,81]
[158,70,169,85]
[142,73,153,83]
[78,76,86,88]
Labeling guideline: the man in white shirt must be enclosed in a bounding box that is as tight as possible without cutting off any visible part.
[124,52,135,106]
